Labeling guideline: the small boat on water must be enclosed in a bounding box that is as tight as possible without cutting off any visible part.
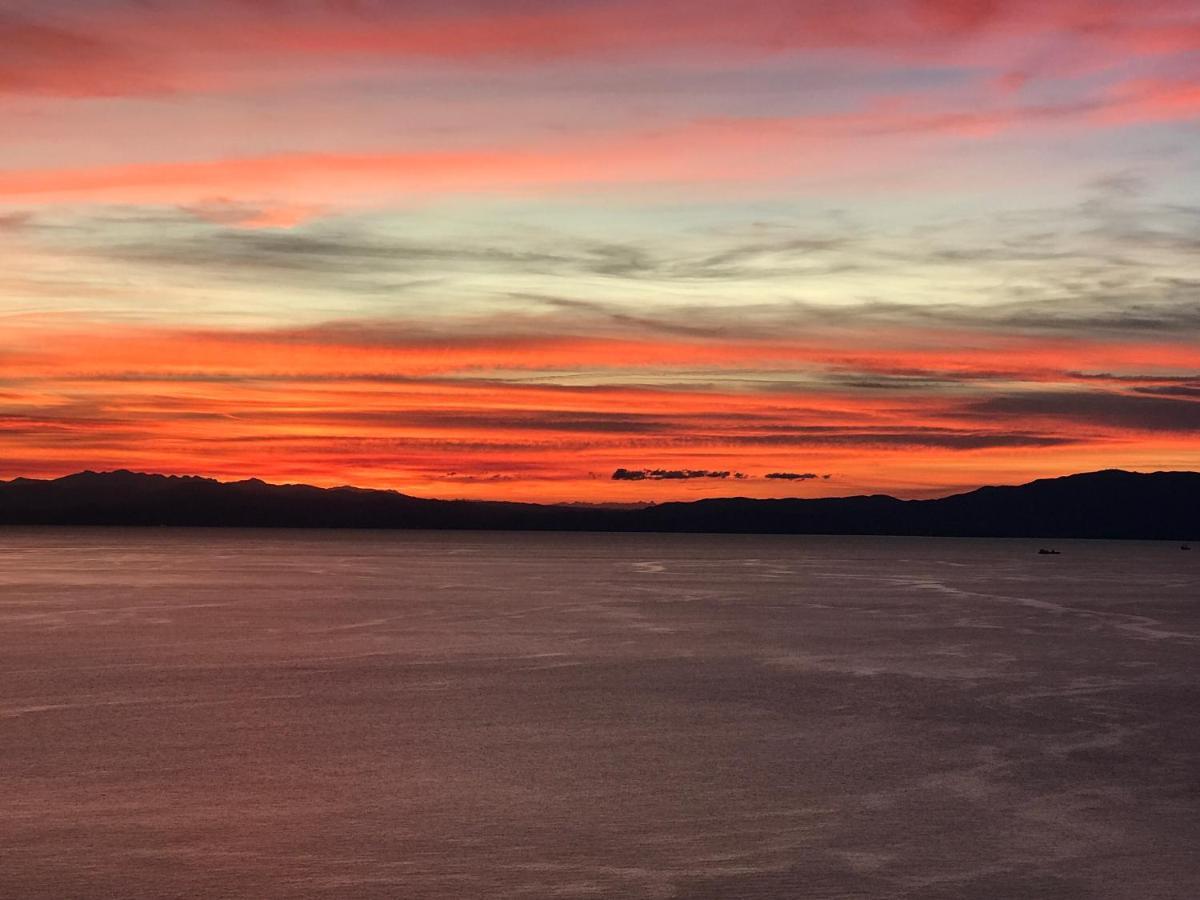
[1183,545,1192,551]
[1037,548,1061,555]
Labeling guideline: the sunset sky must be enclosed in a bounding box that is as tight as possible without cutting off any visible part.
[2,0,1199,501]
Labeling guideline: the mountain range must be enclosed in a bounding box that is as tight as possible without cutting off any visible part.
[0,468,1196,540]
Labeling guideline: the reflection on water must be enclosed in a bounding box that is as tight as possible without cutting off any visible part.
[1,530,1197,898]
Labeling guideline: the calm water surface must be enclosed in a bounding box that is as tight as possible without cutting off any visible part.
[1,530,1197,898]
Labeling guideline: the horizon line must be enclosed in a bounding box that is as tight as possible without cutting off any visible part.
[3,466,1194,508]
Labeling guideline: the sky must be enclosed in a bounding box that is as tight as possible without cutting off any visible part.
[2,0,1199,502]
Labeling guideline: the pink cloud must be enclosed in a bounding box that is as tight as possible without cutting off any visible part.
[1,75,1194,212]
[1093,78,1200,125]
[3,1,1198,97]
[0,12,163,96]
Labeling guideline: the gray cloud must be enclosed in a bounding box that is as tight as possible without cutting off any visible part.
[1067,372,1200,384]
[0,211,32,232]
[965,391,1200,432]
[437,472,521,483]
[612,468,742,481]
[104,225,567,277]
[724,431,1078,449]
[14,175,1200,354]
[332,410,677,434]
[1132,384,1200,399]
[521,294,731,339]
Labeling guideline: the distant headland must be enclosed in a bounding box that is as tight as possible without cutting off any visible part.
[0,468,1196,540]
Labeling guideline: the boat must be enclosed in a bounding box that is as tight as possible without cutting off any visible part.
[1037,548,1060,555]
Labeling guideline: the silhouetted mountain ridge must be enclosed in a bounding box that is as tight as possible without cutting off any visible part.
[0,468,1195,539]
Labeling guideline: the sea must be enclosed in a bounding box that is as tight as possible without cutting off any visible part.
[1,529,1197,899]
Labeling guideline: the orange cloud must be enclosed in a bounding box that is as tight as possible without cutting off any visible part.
[7,317,1199,381]
[2,318,1197,500]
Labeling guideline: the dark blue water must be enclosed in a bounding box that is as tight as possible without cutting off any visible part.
[2,530,1197,898]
